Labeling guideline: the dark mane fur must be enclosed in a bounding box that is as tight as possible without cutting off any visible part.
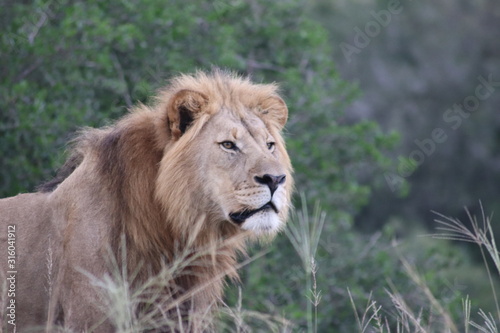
[37,151,84,193]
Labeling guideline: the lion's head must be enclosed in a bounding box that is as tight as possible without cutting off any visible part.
[155,70,293,237]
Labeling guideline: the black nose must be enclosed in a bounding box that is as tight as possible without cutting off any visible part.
[254,174,286,195]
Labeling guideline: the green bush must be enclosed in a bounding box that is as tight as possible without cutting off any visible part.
[0,0,396,216]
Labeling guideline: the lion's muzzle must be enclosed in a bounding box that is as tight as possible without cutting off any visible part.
[229,172,287,234]
[229,201,278,224]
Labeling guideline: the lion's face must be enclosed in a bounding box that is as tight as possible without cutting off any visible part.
[195,110,290,234]
[156,72,292,236]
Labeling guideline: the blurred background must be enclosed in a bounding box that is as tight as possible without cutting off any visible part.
[1,0,499,331]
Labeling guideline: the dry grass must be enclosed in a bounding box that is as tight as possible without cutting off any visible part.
[348,203,500,333]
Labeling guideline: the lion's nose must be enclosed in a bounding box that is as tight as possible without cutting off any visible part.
[254,174,286,195]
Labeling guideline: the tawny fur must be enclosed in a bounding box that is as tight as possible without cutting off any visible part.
[0,70,292,332]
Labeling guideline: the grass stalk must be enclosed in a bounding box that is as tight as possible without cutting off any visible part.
[285,193,325,333]
[434,203,500,323]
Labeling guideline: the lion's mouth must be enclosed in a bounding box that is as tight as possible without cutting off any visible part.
[229,202,278,225]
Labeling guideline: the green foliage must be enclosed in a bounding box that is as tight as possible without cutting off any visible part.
[0,0,396,222]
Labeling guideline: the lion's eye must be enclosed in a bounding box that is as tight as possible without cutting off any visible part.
[220,141,237,150]
[267,142,275,150]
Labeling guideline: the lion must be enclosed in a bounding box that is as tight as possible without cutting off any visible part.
[0,69,293,332]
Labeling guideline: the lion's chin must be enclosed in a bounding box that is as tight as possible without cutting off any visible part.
[240,211,282,235]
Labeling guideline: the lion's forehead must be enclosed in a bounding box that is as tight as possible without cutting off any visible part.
[239,112,265,128]
[237,119,269,140]
[214,111,271,141]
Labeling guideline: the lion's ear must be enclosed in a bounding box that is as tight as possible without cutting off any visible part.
[167,89,208,140]
[258,95,288,130]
